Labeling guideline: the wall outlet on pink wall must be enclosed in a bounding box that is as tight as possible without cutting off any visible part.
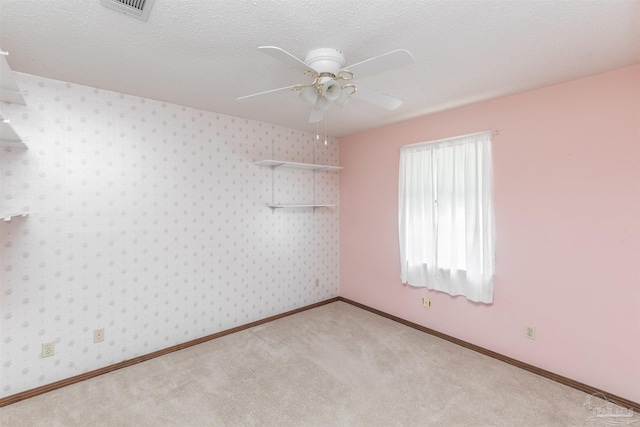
[525,326,536,340]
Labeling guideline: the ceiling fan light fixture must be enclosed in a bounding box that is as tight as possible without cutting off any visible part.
[313,96,330,112]
[322,80,342,101]
[299,86,318,105]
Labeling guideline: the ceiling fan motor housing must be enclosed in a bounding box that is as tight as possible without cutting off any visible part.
[304,48,346,75]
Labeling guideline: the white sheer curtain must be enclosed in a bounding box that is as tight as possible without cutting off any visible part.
[398,131,495,303]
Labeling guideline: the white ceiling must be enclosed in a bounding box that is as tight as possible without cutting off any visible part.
[0,0,638,137]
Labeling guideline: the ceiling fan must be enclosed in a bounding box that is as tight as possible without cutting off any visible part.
[237,46,415,123]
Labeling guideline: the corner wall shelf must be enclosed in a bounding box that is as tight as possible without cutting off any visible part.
[255,160,342,171]
[0,51,26,105]
[0,51,27,149]
[1,213,28,222]
[266,203,335,210]
[1,113,26,148]
[0,50,29,222]
[255,159,341,210]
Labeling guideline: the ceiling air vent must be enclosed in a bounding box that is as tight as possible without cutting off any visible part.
[101,0,155,22]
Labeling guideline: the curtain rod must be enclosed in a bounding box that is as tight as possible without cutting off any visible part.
[402,130,498,149]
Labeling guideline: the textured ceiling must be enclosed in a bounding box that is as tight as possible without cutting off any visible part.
[0,0,638,137]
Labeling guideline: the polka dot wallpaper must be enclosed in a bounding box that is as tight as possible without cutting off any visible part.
[0,73,340,397]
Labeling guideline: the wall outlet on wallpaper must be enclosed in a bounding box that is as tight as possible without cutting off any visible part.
[525,326,536,340]
[422,297,431,308]
[315,278,320,287]
[41,342,55,358]
[94,328,105,343]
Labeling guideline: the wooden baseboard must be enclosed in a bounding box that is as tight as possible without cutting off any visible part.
[337,296,640,412]
[3,295,638,412]
[0,297,340,407]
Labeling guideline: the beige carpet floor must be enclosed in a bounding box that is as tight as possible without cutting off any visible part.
[0,301,618,426]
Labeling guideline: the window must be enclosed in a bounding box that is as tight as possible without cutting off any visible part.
[398,131,495,303]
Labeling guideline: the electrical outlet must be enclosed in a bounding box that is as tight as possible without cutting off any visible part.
[422,297,431,308]
[315,278,320,287]
[525,326,536,340]
[94,328,105,343]
[42,342,55,358]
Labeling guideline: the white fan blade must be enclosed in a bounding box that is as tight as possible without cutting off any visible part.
[258,46,314,73]
[308,109,324,123]
[342,49,414,80]
[237,85,298,101]
[352,86,403,110]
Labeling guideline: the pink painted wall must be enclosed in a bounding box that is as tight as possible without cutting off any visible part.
[339,64,640,403]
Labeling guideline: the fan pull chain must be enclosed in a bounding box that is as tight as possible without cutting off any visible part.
[324,116,328,146]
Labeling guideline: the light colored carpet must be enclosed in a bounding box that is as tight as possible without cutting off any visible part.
[0,302,607,426]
